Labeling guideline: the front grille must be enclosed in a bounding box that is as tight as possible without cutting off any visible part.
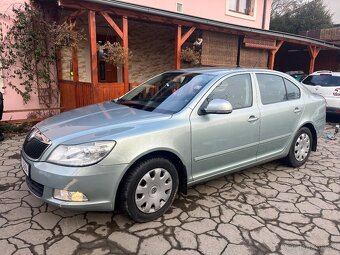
[26,176,44,197]
[23,137,49,159]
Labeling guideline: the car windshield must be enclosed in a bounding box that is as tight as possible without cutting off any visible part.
[302,75,340,87]
[116,72,214,114]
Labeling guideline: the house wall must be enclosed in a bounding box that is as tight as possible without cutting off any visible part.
[128,20,176,83]
[117,0,272,29]
[0,0,42,121]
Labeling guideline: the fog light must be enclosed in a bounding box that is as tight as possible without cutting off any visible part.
[54,189,88,202]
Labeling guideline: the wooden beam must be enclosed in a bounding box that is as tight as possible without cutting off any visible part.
[122,16,129,92]
[100,11,124,40]
[308,46,321,74]
[175,25,182,70]
[181,27,196,45]
[268,40,284,70]
[88,10,98,85]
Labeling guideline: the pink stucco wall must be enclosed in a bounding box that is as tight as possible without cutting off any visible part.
[117,0,272,29]
[0,0,50,121]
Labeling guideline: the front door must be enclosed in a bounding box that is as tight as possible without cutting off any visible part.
[190,73,260,181]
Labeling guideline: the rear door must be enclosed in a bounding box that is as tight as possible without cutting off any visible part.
[255,73,304,160]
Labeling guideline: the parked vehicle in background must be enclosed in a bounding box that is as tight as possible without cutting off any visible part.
[286,70,306,82]
[302,71,340,114]
[21,68,326,222]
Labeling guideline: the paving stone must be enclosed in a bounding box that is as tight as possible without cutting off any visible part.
[182,218,217,234]
[139,235,171,255]
[305,227,330,247]
[277,192,300,203]
[245,194,266,205]
[220,206,235,223]
[0,240,16,255]
[292,185,313,196]
[13,248,33,255]
[59,215,87,235]
[0,222,31,239]
[167,249,201,255]
[174,227,197,249]
[279,213,310,224]
[250,227,280,252]
[257,208,279,220]
[95,226,111,237]
[187,206,210,218]
[128,221,163,232]
[32,213,61,229]
[198,234,227,255]
[313,218,340,235]
[16,229,53,245]
[322,210,340,222]
[108,231,139,253]
[2,207,32,221]
[321,247,340,255]
[308,197,336,210]
[320,192,340,202]
[86,213,112,225]
[222,244,254,255]
[217,223,243,244]
[296,201,321,214]
[231,215,263,230]
[46,237,79,255]
[280,244,317,255]
[227,201,255,214]
[256,187,278,197]
[267,224,304,240]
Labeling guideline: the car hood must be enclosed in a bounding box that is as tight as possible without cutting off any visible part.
[36,101,171,142]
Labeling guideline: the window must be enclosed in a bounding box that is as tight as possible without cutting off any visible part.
[284,79,300,100]
[228,0,255,16]
[207,74,253,110]
[257,74,287,105]
[302,75,340,87]
[257,74,301,104]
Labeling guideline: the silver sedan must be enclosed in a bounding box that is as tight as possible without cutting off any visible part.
[21,68,326,222]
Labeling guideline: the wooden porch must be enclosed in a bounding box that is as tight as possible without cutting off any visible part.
[55,0,338,111]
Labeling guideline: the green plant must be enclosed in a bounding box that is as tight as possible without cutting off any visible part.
[181,47,201,65]
[0,0,85,105]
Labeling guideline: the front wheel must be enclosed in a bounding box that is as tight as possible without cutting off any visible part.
[119,157,179,222]
[286,127,312,167]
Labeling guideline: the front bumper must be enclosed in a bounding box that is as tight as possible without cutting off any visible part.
[22,154,128,211]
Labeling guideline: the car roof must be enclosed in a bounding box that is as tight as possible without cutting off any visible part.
[176,67,284,76]
[310,70,340,76]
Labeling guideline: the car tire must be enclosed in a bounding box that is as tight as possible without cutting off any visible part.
[286,127,312,167]
[119,157,179,222]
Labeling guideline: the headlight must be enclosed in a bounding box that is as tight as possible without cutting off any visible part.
[47,141,116,166]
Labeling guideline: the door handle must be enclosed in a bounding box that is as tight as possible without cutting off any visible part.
[294,107,301,113]
[248,116,259,122]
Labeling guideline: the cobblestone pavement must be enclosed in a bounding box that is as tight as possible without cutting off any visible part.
[0,124,339,255]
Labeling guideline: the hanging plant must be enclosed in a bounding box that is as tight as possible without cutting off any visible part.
[181,47,201,65]
[100,41,131,66]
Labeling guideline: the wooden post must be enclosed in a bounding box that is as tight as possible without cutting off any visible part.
[268,40,283,70]
[175,25,196,69]
[308,46,321,74]
[72,47,79,82]
[122,16,129,92]
[88,10,98,85]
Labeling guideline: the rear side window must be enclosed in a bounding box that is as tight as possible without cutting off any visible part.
[284,79,300,100]
[302,75,340,87]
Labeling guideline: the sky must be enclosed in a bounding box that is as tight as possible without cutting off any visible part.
[323,0,340,24]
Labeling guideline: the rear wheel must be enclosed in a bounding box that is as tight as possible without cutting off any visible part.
[119,157,179,222]
[286,127,312,167]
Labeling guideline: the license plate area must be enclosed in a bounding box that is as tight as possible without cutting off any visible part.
[21,156,30,176]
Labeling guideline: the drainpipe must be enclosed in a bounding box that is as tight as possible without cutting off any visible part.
[262,0,268,29]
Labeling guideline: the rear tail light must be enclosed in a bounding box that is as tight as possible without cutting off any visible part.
[333,88,340,96]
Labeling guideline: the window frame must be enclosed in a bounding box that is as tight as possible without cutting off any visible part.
[226,0,257,21]
[201,73,254,112]
[255,73,302,105]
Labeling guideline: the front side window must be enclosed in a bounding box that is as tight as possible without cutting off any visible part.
[228,0,255,16]
[116,72,214,114]
[206,74,253,110]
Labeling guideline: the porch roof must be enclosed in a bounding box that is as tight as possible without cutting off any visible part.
[58,0,340,50]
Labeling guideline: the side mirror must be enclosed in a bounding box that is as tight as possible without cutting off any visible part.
[202,99,233,114]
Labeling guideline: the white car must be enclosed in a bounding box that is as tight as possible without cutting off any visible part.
[302,71,340,114]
